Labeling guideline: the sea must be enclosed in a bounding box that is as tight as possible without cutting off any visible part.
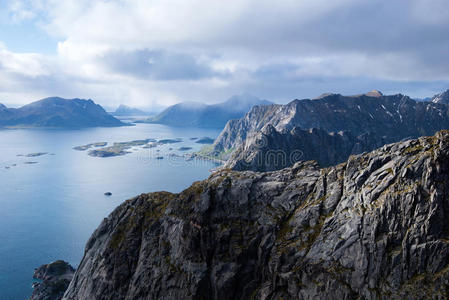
[0,122,221,300]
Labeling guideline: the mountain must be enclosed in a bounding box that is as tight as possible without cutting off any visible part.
[0,97,125,128]
[225,125,384,172]
[211,90,449,167]
[141,94,272,128]
[59,130,449,299]
[431,89,449,104]
[112,104,148,116]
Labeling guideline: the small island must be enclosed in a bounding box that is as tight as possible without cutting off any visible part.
[73,142,108,151]
[158,138,182,144]
[88,139,156,157]
[178,146,193,151]
[195,137,215,144]
[17,152,48,157]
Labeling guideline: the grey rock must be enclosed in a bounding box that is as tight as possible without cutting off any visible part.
[211,91,449,166]
[30,260,75,300]
[62,130,449,299]
[431,89,449,104]
[225,125,385,171]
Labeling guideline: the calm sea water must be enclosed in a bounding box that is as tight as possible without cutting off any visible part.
[0,123,221,300]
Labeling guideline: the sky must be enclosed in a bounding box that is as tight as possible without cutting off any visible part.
[0,0,449,109]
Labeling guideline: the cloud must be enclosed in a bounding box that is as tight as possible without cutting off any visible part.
[0,45,51,77]
[0,0,448,108]
[101,49,228,80]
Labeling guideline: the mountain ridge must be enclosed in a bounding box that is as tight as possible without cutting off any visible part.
[59,130,449,299]
[431,89,449,104]
[0,97,125,128]
[211,90,449,168]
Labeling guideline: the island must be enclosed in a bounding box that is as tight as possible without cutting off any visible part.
[77,138,186,157]
[178,146,193,151]
[87,139,156,157]
[157,138,182,144]
[195,137,215,144]
[73,142,108,151]
[17,152,48,157]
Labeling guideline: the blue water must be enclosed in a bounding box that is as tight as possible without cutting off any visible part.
[0,123,221,300]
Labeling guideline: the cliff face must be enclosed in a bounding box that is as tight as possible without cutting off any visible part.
[225,124,385,171]
[432,89,449,104]
[212,92,449,156]
[63,130,449,299]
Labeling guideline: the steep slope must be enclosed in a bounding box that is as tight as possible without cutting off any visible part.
[211,91,449,163]
[225,125,385,171]
[431,89,449,104]
[143,94,272,128]
[63,130,449,299]
[0,97,125,128]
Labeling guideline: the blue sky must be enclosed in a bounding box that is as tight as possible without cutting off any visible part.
[0,0,449,109]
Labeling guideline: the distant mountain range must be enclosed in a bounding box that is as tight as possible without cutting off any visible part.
[208,89,449,171]
[139,94,272,128]
[0,97,125,128]
[112,104,149,116]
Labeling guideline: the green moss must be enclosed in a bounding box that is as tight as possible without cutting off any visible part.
[403,144,424,155]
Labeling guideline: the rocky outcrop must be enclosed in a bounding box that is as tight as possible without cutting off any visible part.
[212,91,449,159]
[432,89,449,104]
[225,125,385,171]
[30,260,75,300]
[63,130,449,299]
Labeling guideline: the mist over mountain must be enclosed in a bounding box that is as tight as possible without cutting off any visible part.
[140,94,272,128]
[0,97,125,128]
[112,104,149,116]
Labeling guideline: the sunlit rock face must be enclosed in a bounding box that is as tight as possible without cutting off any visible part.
[63,130,449,299]
[212,92,449,170]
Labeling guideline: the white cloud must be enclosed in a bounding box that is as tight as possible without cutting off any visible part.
[0,45,51,77]
[0,0,449,107]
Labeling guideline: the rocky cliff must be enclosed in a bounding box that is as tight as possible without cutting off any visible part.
[225,125,385,171]
[62,130,449,299]
[30,260,75,300]
[432,89,449,104]
[212,91,449,159]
